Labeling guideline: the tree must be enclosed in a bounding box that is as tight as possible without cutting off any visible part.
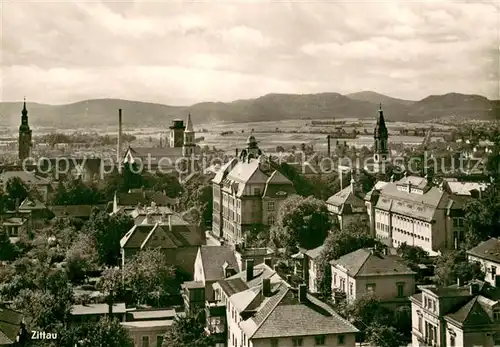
[434,250,485,286]
[366,324,405,347]
[124,248,176,305]
[345,295,393,337]
[51,178,103,205]
[271,195,331,251]
[463,188,500,248]
[393,305,412,339]
[65,233,99,283]
[84,210,134,266]
[67,317,134,347]
[0,228,18,261]
[162,310,214,347]
[316,231,383,298]
[5,177,30,209]
[153,172,183,198]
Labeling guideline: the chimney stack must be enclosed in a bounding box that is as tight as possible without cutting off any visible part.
[168,214,172,231]
[262,278,271,297]
[298,284,307,303]
[246,259,254,282]
[117,109,123,168]
[327,135,331,157]
[264,257,272,267]
[470,283,479,295]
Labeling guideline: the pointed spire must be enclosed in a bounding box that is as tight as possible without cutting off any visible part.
[22,97,28,117]
[374,103,387,138]
[185,113,194,132]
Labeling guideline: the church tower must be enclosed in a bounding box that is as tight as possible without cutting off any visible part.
[18,98,32,162]
[182,113,196,157]
[373,104,389,173]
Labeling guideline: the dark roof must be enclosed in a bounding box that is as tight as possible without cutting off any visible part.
[18,197,47,210]
[446,296,493,327]
[199,245,239,281]
[0,308,22,345]
[120,223,204,249]
[326,184,366,213]
[50,205,105,218]
[331,248,416,277]
[116,191,178,207]
[0,171,50,186]
[467,238,500,263]
[218,278,249,297]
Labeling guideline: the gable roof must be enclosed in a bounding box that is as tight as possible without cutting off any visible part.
[446,296,493,327]
[120,222,204,249]
[262,171,296,199]
[50,204,105,218]
[238,283,358,339]
[199,245,239,282]
[0,308,22,345]
[467,238,500,264]
[326,184,366,213]
[331,248,415,277]
[18,197,47,210]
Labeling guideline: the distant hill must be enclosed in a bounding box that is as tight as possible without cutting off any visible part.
[0,92,497,129]
[346,91,414,106]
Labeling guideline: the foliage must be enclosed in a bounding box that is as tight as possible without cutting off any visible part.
[344,295,393,337]
[271,195,331,251]
[434,250,485,286]
[51,178,103,205]
[153,172,183,198]
[123,248,176,305]
[162,310,214,347]
[179,173,214,229]
[65,317,134,347]
[83,210,134,266]
[366,324,405,347]
[65,233,99,283]
[0,228,18,261]
[5,177,30,209]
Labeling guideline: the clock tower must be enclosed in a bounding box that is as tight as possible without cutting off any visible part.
[19,98,32,162]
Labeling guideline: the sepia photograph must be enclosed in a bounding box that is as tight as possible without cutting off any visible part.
[0,0,499,346]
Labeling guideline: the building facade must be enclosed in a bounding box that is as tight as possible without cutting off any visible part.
[366,175,465,255]
[467,238,500,288]
[212,136,296,244]
[373,104,389,174]
[330,247,416,304]
[326,177,367,231]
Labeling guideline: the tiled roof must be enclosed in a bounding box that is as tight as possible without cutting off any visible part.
[376,180,449,222]
[238,282,358,339]
[262,171,296,199]
[218,278,249,297]
[398,175,428,189]
[117,191,178,207]
[467,238,500,263]
[199,245,239,281]
[326,185,366,213]
[331,248,415,277]
[71,303,127,316]
[225,159,269,196]
[0,308,22,344]
[226,263,280,289]
[128,147,183,159]
[212,158,238,184]
[446,296,492,327]
[51,204,106,218]
[305,245,324,259]
[120,223,204,249]
[0,171,50,186]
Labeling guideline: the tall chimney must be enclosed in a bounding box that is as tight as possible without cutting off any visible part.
[264,257,272,267]
[262,278,271,297]
[246,259,254,282]
[168,214,172,231]
[117,109,123,169]
[298,284,307,303]
[327,135,331,157]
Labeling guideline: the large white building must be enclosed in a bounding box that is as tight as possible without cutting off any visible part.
[365,175,466,256]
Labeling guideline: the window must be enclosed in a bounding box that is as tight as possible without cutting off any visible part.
[338,334,345,345]
[418,316,422,332]
[156,335,163,347]
[397,283,404,297]
[366,283,376,293]
[493,310,500,321]
[141,336,149,347]
[271,338,278,347]
[450,335,456,347]
[349,283,353,296]
[254,188,261,196]
[314,335,326,345]
[268,216,275,225]
[292,337,303,346]
[267,201,275,211]
[333,273,337,285]
[492,266,497,280]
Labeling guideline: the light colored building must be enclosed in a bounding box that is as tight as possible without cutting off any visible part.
[211,264,359,347]
[326,178,367,231]
[330,247,416,304]
[212,136,296,244]
[467,238,500,288]
[410,280,500,347]
[121,308,179,347]
[365,175,466,255]
[297,244,324,294]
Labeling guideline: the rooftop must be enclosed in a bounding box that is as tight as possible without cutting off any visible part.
[199,245,239,282]
[70,303,127,316]
[467,238,500,264]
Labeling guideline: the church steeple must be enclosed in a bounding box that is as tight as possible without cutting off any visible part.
[182,113,196,157]
[373,104,389,173]
[19,98,33,162]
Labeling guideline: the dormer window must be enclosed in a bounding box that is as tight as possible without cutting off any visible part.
[494,310,500,321]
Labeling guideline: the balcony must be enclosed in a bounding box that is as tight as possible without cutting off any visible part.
[206,300,226,317]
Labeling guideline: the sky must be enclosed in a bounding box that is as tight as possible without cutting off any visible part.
[1,0,499,105]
